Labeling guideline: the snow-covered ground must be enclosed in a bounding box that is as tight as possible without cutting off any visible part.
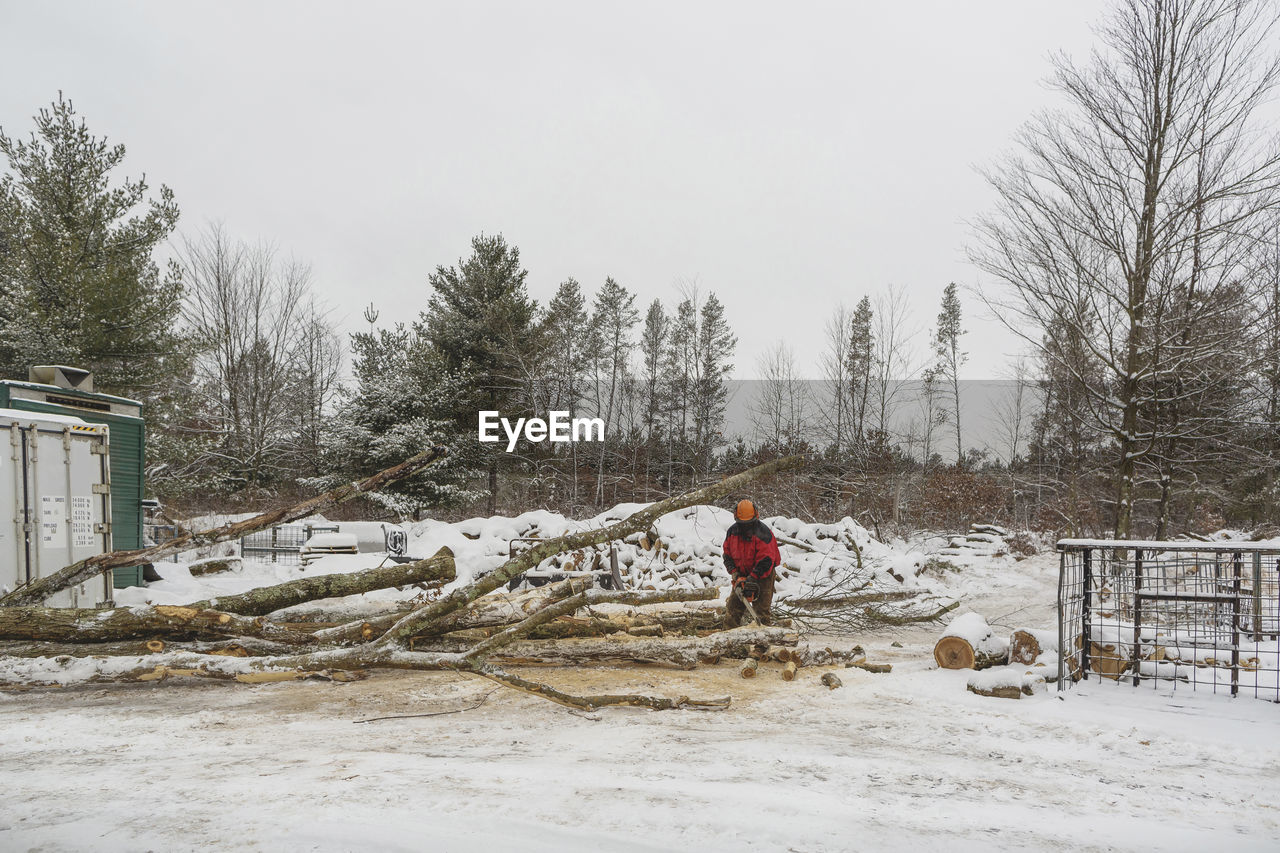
[1,513,1278,851]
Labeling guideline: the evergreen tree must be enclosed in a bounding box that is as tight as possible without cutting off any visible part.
[0,94,183,399]
[318,320,480,517]
[639,299,668,443]
[661,297,698,487]
[845,295,874,454]
[931,282,966,466]
[420,234,537,513]
[587,277,639,504]
[692,292,736,470]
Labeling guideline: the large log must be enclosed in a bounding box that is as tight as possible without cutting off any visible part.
[478,627,791,669]
[0,637,299,658]
[0,445,448,606]
[187,547,455,617]
[933,613,1008,670]
[0,605,314,644]
[933,636,1007,670]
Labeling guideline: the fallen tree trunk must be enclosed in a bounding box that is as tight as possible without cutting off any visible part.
[0,637,299,659]
[441,607,723,643]
[376,454,804,645]
[418,625,794,669]
[188,547,456,617]
[0,605,315,644]
[0,445,448,607]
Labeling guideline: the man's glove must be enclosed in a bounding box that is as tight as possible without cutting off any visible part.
[753,557,773,578]
[739,578,761,602]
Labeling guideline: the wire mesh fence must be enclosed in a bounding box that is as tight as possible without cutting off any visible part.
[240,523,339,565]
[1058,540,1280,701]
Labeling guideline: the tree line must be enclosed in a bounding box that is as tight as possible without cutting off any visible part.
[3,0,1280,538]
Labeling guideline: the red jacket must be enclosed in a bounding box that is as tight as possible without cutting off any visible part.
[723,520,782,580]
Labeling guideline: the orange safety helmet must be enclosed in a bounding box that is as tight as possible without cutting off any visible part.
[734,499,758,521]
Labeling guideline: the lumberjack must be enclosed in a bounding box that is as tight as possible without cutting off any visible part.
[722,500,781,627]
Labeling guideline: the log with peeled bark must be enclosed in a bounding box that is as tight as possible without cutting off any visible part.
[441,608,724,643]
[847,660,892,673]
[782,660,798,681]
[0,604,315,644]
[427,626,795,669]
[186,547,456,617]
[0,445,448,606]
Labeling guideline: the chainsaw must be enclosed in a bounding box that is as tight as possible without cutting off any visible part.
[732,581,763,626]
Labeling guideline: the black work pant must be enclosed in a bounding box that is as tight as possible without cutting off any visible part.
[725,573,775,628]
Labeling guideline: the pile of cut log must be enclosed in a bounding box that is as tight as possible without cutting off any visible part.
[932,612,1059,699]
[937,524,1009,559]
[0,454,837,711]
[733,642,889,682]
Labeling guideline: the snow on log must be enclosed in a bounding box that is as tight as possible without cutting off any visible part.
[966,666,1047,699]
[933,612,1009,670]
[188,557,242,577]
[1008,627,1058,666]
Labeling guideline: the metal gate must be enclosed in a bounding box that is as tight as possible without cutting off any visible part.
[1058,540,1280,701]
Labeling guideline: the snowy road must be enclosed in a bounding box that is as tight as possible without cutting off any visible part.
[1,555,1278,852]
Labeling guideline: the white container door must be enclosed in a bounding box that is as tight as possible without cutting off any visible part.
[26,425,112,608]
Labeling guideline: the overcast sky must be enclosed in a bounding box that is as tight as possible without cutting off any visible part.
[1,1,1106,379]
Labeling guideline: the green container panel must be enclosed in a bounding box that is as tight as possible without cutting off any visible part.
[112,566,146,589]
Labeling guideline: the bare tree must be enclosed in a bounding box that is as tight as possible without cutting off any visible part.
[179,222,329,492]
[973,0,1280,537]
[818,303,852,453]
[751,341,810,454]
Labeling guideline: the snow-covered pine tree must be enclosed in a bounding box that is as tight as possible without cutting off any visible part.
[931,282,966,467]
[317,321,480,517]
[421,234,537,514]
[0,94,184,415]
[639,298,668,445]
[692,292,735,472]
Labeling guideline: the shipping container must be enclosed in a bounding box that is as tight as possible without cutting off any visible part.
[0,367,145,588]
[1,408,114,608]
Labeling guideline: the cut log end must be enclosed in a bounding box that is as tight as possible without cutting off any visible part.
[934,635,976,669]
[740,658,758,679]
[782,660,798,681]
